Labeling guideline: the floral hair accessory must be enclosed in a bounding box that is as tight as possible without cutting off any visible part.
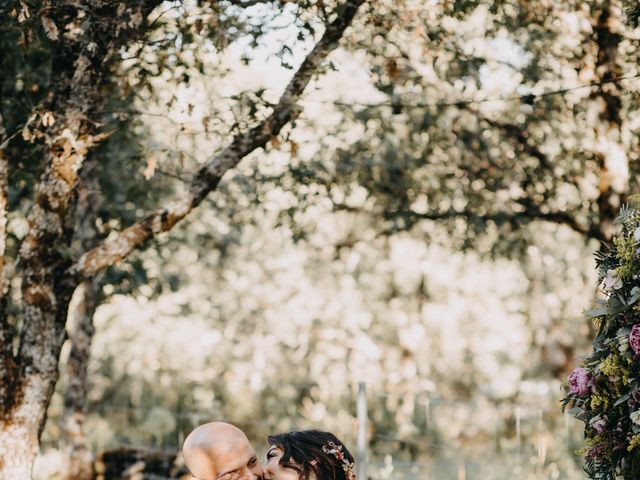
[322,441,356,480]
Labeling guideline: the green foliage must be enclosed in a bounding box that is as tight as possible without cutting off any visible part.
[563,202,640,479]
[263,0,640,258]
[0,0,319,311]
[626,1,640,28]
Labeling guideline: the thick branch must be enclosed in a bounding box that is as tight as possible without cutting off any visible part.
[69,0,366,278]
[60,157,103,480]
[61,280,100,480]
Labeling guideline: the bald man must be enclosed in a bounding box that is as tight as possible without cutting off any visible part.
[182,422,263,480]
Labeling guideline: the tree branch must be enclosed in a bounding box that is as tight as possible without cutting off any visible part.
[464,106,580,188]
[403,205,597,240]
[333,200,598,241]
[461,107,602,239]
[60,280,100,480]
[225,0,278,6]
[61,154,106,479]
[69,0,367,279]
[473,112,553,171]
[513,199,601,240]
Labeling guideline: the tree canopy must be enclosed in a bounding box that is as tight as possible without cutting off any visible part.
[2,1,639,478]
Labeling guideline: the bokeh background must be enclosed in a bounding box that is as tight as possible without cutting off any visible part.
[5,0,640,478]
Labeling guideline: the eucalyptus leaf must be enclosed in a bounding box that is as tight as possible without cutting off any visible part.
[628,287,640,305]
[586,307,610,318]
[567,407,584,416]
[614,394,631,407]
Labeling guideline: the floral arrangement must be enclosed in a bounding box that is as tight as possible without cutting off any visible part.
[562,198,640,479]
[322,441,357,480]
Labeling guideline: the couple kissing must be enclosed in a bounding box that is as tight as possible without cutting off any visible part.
[182,422,356,480]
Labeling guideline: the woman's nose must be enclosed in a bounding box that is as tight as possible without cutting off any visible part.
[239,465,264,480]
[261,466,272,480]
[251,462,264,478]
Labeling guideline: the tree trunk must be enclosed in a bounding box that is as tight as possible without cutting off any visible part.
[0,281,74,479]
[0,314,68,478]
[60,280,100,480]
[0,423,40,479]
[0,4,143,474]
[1,3,113,473]
[60,160,103,480]
[4,121,86,477]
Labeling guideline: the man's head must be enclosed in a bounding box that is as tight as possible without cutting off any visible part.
[182,422,263,480]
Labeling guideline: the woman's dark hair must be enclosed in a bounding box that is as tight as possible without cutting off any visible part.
[267,430,355,480]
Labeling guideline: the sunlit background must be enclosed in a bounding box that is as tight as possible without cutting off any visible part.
[14,0,640,478]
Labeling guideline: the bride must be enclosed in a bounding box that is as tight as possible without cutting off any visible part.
[263,430,356,480]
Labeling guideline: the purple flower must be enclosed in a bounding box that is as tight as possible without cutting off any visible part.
[590,416,608,433]
[585,442,606,461]
[630,325,640,355]
[569,368,591,396]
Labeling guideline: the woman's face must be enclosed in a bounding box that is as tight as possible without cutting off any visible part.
[263,445,313,480]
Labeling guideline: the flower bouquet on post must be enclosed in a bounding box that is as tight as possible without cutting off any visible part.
[562,197,640,480]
